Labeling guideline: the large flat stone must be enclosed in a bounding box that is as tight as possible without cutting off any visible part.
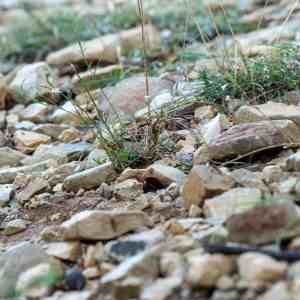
[61,210,151,241]
[207,120,300,161]
[226,202,300,245]
[235,102,300,126]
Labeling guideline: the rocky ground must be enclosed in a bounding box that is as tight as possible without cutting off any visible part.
[1,0,300,299]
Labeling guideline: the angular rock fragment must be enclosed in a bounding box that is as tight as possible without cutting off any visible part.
[14,130,51,153]
[61,210,151,241]
[186,253,235,288]
[16,177,49,204]
[45,242,82,262]
[207,120,300,161]
[226,202,300,245]
[235,101,300,126]
[203,188,262,220]
[63,162,115,191]
[0,160,54,184]
[9,62,57,104]
[143,163,186,188]
[238,253,287,284]
[0,147,26,167]
[182,164,235,209]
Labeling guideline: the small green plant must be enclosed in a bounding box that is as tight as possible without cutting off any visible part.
[148,0,251,47]
[199,45,300,106]
[0,5,140,62]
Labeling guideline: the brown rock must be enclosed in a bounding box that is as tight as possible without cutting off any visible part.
[226,203,300,245]
[182,164,235,209]
[0,73,8,109]
[207,120,300,161]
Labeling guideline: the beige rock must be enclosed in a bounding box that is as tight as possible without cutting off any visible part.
[47,25,161,67]
[182,164,235,209]
[83,243,105,267]
[9,62,57,104]
[58,128,81,143]
[262,165,283,183]
[45,242,81,262]
[203,187,262,220]
[235,102,300,126]
[187,253,235,288]
[61,210,151,241]
[14,130,51,153]
[193,144,211,164]
[238,253,287,284]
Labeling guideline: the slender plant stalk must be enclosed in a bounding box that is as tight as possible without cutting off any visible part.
[137,0,150,101]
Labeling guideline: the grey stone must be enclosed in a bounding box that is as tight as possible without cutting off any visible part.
[9,62,57,104]
[0,147,26,167]
[63,162,115,191]
[22,142,93,165]
[0,160,54,184]
[0,184,14,207]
